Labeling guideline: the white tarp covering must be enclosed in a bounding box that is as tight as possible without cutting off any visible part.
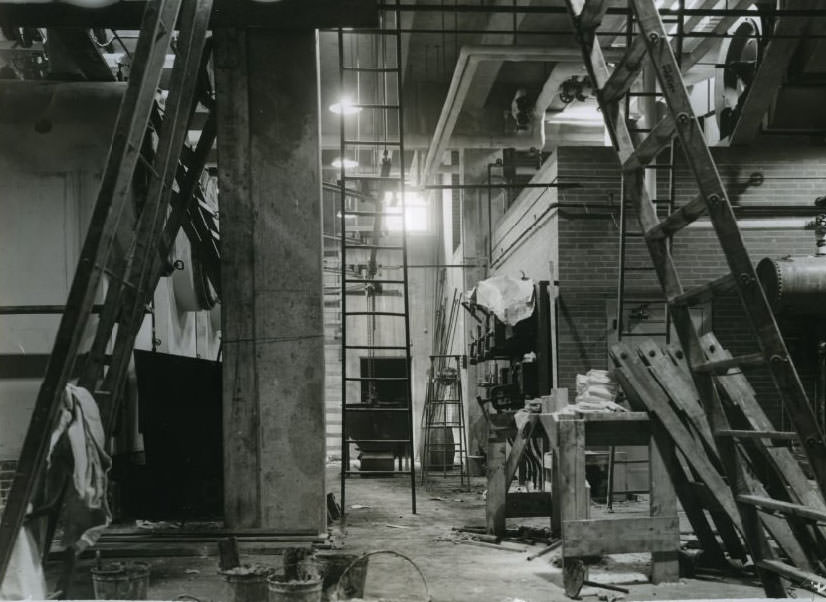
[469,275,535,326]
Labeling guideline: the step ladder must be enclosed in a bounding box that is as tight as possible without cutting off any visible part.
[0,0,213,586]
[336,1,417,517]
[421,355,469,488]
[564,0,826,595]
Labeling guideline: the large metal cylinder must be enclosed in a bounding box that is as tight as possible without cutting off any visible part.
[757,255,826,315]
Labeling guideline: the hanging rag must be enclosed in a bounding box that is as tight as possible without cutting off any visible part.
[46,383,112,551]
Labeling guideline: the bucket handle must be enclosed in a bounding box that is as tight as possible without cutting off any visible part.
[333,549,431,601]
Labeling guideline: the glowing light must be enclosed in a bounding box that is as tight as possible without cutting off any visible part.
[329,97,361,115]
[331,157,359,169]
[385,191,429,233]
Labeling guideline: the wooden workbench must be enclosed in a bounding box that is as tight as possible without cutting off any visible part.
[486,410,679,585]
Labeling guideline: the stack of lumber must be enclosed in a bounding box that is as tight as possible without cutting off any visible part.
[609,333,826,577]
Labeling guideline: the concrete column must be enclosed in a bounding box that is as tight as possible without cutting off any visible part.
[215,28,326,533]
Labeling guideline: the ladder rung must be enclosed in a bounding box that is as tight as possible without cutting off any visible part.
[646,194,706,240]
[345,244,404,250]
[344,311,406,317]
[344,211,400,216]
[601,33,648,105]
[425,424,462,429]
[350,104,400,110]
[757,559,826,591]
[670,273,737,306]
[624,115,676,172]
[344,470,413,475]
[643,163,675,169]
[342,139,401,147]
[94,390,112,397]
[347,439,411,443]
[342,175,401,182]
[342,66,400,73]
[716,429,797,441]
[344,345,408,350]
[739,495,826,523]
[344,279,405,285]
[624,266,656,271]
[344,406,409,412]
[345,376,409,382]
[693,353,766,374]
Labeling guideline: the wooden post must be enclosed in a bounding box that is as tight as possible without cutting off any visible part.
[649,421,680,583]
[486,429,508,536]
[215,28,326,533]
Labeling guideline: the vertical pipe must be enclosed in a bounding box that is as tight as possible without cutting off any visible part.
[395,0,417,513]
[338,28,349,521]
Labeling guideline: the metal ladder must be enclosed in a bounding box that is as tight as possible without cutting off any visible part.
[337,1,417,516]
[564,0,826,595]
[0,0,213,584]
[421,354,468,488]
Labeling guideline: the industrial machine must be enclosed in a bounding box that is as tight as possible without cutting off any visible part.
[756,197,826,431]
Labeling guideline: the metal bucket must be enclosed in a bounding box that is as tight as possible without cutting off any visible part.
[91,562,149,600]
[220,569,270,602]
[267,573,323,602]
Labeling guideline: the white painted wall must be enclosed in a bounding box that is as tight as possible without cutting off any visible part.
[0,81,219,461]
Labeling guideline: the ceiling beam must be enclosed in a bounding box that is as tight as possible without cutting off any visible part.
[729,0,822,145]
[421,45,623,185]
[0,0,377,29]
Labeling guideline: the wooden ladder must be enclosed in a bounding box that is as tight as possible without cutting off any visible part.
[564,0,826,595]
[0,0,213,586]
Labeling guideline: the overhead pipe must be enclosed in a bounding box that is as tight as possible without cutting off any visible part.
[420,45,625,186]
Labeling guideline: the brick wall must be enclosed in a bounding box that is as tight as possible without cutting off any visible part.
[554,143,825,426]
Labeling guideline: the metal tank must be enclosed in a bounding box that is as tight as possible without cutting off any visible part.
[756,255,826,315]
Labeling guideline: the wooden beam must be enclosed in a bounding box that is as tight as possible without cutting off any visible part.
[562,517,679,557]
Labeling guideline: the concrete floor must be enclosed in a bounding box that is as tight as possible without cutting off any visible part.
[49,464,813,601]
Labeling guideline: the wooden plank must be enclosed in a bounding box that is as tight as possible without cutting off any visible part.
[214,26,260,528]
[0,0,182,580]
[642,341,811,567]
[624,114,676,171]
[702,333,826,522]
[562,517,679,557]
[739,494,826,524]
[729,2,820,145]
[638,340,715,449]
[486,431,509,537]
[645,194,706,241]
[505,417,537,484]
[558,419,587,542]
[758,559,826,594]
[649,420,680,583]
[610,343,742,530]
[505,492,553,518]
[670,273,737,307]
[600,33,648,104]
